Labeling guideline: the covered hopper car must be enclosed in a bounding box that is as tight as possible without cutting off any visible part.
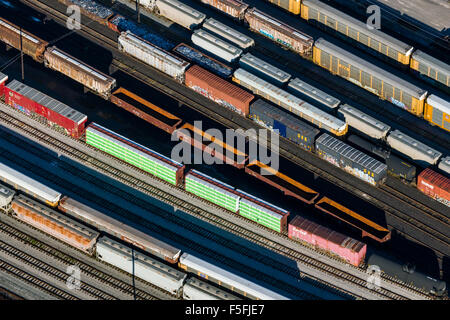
[191,29,243,63]
[155,0,206,29]
[202,18,254,49]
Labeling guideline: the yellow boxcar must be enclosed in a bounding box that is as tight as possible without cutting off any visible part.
[410,50,450,93]
[266,0,301,14]
[424,95,450,132]
[313,38,427,116]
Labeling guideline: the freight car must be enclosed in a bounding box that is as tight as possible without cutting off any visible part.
[202,18,255,49]
[438,157,450,176]
[4,79,88,139]
[410,50,450,93]
[417,169,449,207]
[44,47,117,99]
[191,29,243,63]
[0,182,15,211]
[288,77,340,110]
[0,72,8,97]
[58,0,114,26]
[265,0,301,15]
[155,0,206,29]
[182,277,240,300]
[199,0,249,20]
[233,68,348,136]
[11,194,99,253]
[239,53,291,86]
[423,95,450,133]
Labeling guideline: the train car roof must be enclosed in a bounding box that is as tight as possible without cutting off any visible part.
[236,188,289,218]
[302,0,414,54]
[157,0,206,20]
[412,50,450,75]
[438,156,450,175]
[184,277,240,300]
[203,18,254,48]
[338,104,391,133]
[314,39,427,99]
[387,130,442,162]
[426,94,450,115]
[240,53,291,83]
[192,29,243,56]
[288,77,340,109]
[0,18,48,45]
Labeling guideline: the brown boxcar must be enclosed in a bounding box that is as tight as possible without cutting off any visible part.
[0,17,48,62]
[244,8,314,56]
[417,168,450,207]
[11,194,99,253]
[44,47,116,99]
[199,0,249,20]
[288,215,367,266]
[185,65,254,116]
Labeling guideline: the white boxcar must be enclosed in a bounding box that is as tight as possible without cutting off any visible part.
[438,156,450,176]
[387,130,442,165]
[192,29,243,63]
[178,253,290,300]
[239,53,291,85]
[118,31,190,82]
[0,182,15,209]
[338,104,391,140]
[233,68,348,136]
[288,78,341,110]
[202,18,254,49]
[96,236,187,295]
[182,277,240,300]
[156,0,206,29]
[0,162,61,207]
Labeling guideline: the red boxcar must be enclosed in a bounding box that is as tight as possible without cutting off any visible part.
[185,65,254,116]
[0,72,8,97]
[418,168,450,207]
[4,79,87,139]
[288,215,367,266]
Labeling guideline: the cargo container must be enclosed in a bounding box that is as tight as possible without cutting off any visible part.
[191,29,243,63]
[265,0,301,15]
[185,170,240,212]
[182,277,240,300]
[58,196,182,263]
[199,0,249,20]
[249,99,319,151]
[239,53,291,86]
[315,197,391,242]
[0,182,15,210]
[155,0,206,29]
[58,0,114,25]
[44,47,116,99]
[288,78,340,110]
[417,169,449,207]
[244,160,320,204]
[96,236,186,294]
[424,95,450,133]
[236,189,289,233]
[387,130,442,166]
[288,215,367,266]
[244,8,313,56]
[178,253,290,300]
[86,123,185,186]
[233,68,347,136]
[4,79,87,139]
[173,43,233,78]
[203,18,254,49]
[438,156,450,176]
[109,87,182,134]
[0,17,49,62]
[315,133,388,186]
[313,39,427,115]
[338,104,391,140]
[118,31,189,83]
[410,50,449,93]
[0,72,8,97]
[185,65,254,116]
[12,194,99,253]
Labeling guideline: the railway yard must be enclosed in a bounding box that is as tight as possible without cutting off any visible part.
[0,0,448,302]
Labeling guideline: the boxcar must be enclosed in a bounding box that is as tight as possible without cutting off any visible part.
[301,0,414,66]
[0,72,8,97]
[410,50,450,92]
[203,18,254,49]
[438,156,450,176]
[86,123,185,186]
[249,99,319,152]
[387,130,442,166]
[424,95,450,132]
[191,29,243,63]
[58,196,182,263]
[185,65,254,116]
[155,0,206,29]
[58,0,114,25]
[178,253,290,300]
[118,31,190,83]
[12,194,99,253]
[288,215,367,267]
[0,182,15,210]
[338,104,391,140]
[185,170,240,213]
[199,0,249,20]
[96,236,186,294]
[244,8,314,56]
[239,53,291,86]
[173,43,233,78]
[233,68,348,136]
[417,169,449,207]
[182,277,240,300]
[265,0,301,15]
[315,133,388,186]
[288,78,340,110]
[0,17,49,62]
[4,79,88,139]
[313,39,427,115]
[236,189,290,233]
[44,47,116,99]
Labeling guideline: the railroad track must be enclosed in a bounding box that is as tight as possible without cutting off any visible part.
[0,106,432,300]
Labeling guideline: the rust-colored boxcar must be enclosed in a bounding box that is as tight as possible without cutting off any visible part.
[0,17,48,62]
[185,65,254,116]
[200,0,249,20]
[417,168,450,207]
